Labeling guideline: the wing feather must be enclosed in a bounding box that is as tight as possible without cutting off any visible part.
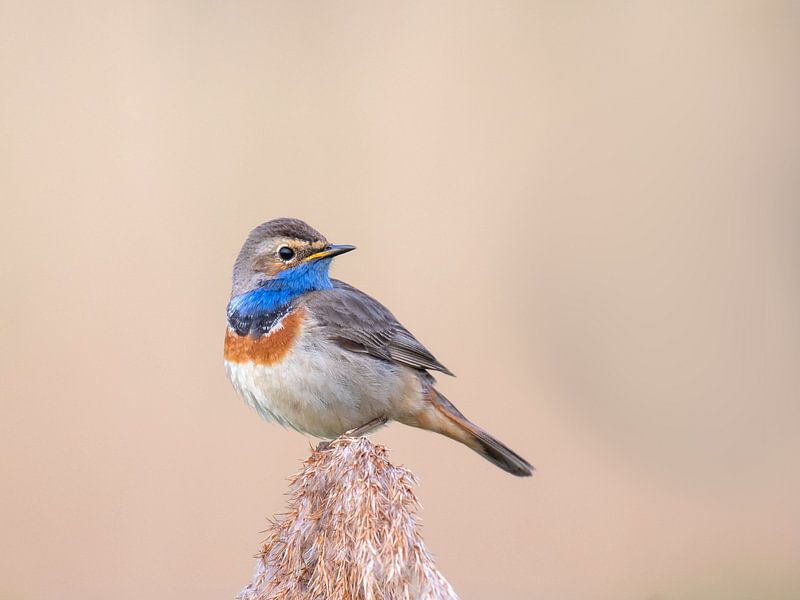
[302,280,454,376]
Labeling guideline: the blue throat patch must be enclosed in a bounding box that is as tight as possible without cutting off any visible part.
[227,259,334,336]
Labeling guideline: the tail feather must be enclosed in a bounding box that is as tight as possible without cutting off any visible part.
[411,389,534,477]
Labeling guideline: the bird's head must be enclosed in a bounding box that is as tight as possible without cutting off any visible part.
[231,218,355,297]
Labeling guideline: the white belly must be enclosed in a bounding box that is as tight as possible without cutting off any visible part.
[225,335,421,438]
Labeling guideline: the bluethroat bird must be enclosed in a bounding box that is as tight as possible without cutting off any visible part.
[224,218,533,476]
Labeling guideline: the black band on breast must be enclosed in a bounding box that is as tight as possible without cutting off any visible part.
[228,306,291,338]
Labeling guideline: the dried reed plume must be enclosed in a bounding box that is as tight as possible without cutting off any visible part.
[238,436,459,600]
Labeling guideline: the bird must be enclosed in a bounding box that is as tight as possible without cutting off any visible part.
[223,218,533,476]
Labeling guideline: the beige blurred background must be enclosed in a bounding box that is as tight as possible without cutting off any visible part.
[1,2,799,599]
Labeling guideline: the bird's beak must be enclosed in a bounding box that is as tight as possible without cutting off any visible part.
[303,244,356,262]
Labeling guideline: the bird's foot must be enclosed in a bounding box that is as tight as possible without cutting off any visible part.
[315,417,389,452]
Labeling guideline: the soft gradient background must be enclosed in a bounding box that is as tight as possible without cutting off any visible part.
[2,2,799,599]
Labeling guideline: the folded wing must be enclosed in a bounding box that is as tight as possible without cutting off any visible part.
[303,280,454,377]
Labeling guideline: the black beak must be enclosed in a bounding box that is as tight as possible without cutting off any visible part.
[325,244,356,258]
[304,244,356,262]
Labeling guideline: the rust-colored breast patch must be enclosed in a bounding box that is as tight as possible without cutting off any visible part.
[224,307,306,365]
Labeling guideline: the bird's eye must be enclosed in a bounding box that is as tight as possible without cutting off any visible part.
[278,246,295,261]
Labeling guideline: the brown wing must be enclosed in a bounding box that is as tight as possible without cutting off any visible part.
[302,279,454,376]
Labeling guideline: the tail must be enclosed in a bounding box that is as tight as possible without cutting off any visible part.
[405,389,534,477]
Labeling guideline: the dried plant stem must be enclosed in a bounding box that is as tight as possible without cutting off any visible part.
[238,436,459,600]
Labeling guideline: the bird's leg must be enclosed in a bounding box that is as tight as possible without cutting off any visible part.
[344,416,389,438]
[315,417,389,452]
